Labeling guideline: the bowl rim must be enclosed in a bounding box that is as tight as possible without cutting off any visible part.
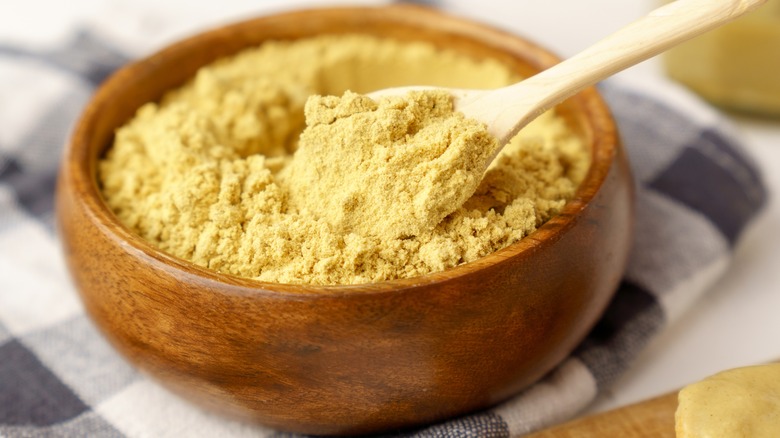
[62,4,620,297]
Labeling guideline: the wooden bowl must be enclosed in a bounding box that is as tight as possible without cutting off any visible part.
[56,5,633,436]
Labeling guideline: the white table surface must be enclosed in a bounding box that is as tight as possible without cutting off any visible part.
[3,0,779,421]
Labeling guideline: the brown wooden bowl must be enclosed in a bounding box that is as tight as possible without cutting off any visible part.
[56,4,633,436]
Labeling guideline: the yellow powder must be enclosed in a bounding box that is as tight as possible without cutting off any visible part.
[283,90,498,239]
[99,34,589,286]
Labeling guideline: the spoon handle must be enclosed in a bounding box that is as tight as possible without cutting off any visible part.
[475,0,767,143]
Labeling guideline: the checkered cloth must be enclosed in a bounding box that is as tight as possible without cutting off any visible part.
[0,25,767,438]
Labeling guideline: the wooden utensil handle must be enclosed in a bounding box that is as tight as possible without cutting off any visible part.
[485,0,768,144]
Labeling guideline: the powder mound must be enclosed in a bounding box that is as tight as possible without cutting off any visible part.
[98,34,589,286]
[283,90,498,239]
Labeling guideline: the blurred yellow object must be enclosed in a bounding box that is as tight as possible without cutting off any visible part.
[663,0,780,117]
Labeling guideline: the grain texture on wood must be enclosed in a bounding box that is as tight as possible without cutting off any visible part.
[55,4,633,436]
[528,393,677,437]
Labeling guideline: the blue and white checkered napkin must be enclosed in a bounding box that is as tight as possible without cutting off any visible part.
[0,27,767,438]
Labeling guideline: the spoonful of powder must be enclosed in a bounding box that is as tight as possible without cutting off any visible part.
[283,89,498,239]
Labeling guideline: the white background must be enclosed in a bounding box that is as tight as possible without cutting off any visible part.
[2,0,779,420]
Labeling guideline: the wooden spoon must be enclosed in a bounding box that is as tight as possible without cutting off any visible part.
[371,0,767,167]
